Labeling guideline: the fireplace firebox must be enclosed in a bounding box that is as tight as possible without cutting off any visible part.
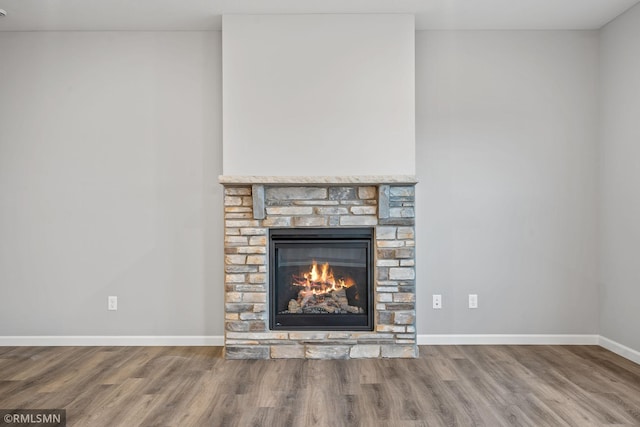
[269,228,374,331]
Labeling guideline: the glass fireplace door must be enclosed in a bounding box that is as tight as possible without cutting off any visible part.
[269,228,373,331]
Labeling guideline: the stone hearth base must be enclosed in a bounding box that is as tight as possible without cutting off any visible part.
[221,176,417,359]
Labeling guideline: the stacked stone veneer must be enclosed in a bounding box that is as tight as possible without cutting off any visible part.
[222,180,417,359]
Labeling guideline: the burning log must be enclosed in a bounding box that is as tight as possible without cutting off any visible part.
[282,261,364,314]
[288,300,300,313]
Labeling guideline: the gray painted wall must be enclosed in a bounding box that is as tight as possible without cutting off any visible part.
[415,31,600,334]
[0,32,224,335]
[0,26,634,347]
[599,3,640,352]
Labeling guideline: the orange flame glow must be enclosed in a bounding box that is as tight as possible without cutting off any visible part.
[293,260,355,295]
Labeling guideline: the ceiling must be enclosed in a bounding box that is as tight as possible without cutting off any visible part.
[0,0,638,31]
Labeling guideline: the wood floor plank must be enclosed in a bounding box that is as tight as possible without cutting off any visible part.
[0,345,639,426]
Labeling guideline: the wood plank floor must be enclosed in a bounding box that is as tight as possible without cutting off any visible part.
[1,345,639,426]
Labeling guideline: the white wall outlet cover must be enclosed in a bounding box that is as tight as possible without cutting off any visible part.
[469,294,478,309]
[433,294,442,309]
[108,296,118,311]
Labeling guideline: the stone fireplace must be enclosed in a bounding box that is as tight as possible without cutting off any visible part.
[220,176,417,359]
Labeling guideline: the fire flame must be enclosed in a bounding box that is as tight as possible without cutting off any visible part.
[293,260,355,295]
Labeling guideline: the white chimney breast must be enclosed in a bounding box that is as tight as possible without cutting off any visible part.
[222,14,415,177]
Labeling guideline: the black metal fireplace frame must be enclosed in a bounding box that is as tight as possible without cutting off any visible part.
[269,228,374,331]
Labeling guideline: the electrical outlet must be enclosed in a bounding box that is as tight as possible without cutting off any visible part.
[468,294,478,309]
[433,294,442,309]
[108,296,118,311]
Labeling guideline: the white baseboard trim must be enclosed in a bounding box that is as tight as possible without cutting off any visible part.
[598,336,640,365]
[0,335,224,346]
[2,335,637,366]
[417,334,600,346]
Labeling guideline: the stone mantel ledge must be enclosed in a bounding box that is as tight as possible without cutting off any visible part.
[218,175,418,185]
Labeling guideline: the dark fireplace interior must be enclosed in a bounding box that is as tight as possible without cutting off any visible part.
[269,228,374,331]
